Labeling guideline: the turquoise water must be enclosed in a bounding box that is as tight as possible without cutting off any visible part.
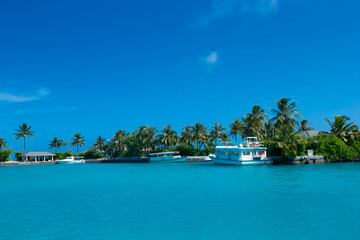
[1,163,360,240]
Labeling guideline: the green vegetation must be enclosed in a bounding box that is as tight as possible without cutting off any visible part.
[209,122,226,146]
[0,149,13,161]
[71,133,85,155]
[94,136,106,151]
[244,105,269,139]
[48,137,65,152]
[84,147,103,159]
[15,151,23,161]
[3,97,360,162]
[229,119,244,142]
[0,138,8,149]
[324,115,358,142]
[53,152,73,160]
[14,123,35,155]
[158,125,177,150]
[310,135,357,161]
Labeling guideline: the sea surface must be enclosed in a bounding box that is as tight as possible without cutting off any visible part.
[1,162,360,240]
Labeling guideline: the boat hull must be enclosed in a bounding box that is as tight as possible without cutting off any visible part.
[56,160,85,164]
[149,156,188,163]
[213,158,273,166]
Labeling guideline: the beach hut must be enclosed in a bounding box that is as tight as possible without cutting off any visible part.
[22,152,56,162]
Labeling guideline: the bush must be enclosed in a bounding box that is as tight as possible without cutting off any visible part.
[349,140,360,158]
[15,151,23,161]
[316,136,357,161]
[53,152,74,160]
[172,143,197,156]
[84,147,103,159]
[0,149,13,161]
[171,144,215,156]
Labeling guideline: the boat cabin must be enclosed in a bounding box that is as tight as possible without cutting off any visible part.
[149,152,180,157]
[149,152,187,163]
[215,137,267,161]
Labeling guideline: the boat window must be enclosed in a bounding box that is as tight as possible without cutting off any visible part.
[235,152,239,156]
[243,151,250,156]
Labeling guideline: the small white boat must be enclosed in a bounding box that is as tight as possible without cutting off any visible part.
[149,152,187,163]
[213,137,273,166]
[56,156,85,164]
[208,154,215,161]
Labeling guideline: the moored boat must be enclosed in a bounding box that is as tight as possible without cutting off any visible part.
[56,156,85,164]
[213,137,273,166]
[149,152,187,163]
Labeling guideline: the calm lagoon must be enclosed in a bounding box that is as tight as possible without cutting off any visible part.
[1,162,360,240]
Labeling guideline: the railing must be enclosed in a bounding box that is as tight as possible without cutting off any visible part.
[244,142,265,148]
[217,142,265,148]
[216,142,242,147]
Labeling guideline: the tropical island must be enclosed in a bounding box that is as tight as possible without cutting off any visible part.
[1,97,359,164]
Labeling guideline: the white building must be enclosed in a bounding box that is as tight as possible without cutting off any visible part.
[22,152,56,162]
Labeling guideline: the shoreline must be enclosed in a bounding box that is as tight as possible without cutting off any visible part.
[2,156,360,167]
[0,161,57,167]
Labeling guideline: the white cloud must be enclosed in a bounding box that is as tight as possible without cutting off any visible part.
[198,0,279,26]
[0,89,50,102]
[205,52,218,64]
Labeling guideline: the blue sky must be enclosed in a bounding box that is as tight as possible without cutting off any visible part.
[1,0,360,152]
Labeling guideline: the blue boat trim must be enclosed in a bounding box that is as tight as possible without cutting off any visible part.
[213,137,271,166]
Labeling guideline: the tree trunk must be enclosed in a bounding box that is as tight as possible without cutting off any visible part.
[23,137,26,162]
[77,144,79,156]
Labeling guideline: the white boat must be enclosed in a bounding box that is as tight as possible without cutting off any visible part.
[56,156,85,164]
[212,137,273,166]
[149,152,187,163]
[208,154,215,161]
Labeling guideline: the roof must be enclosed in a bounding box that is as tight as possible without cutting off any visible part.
[23,152,56,157]
[297,131,329,138]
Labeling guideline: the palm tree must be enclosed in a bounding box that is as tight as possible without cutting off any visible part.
[94,136,106,151]
[158,125,177,149]
[298,119,314,137]
[71,133,85,155]
[191,122,208,149]
[136,126,148,152]
[210,122,226,145]
[0,138,8,149]
[229,119,245,142]
[179,125,194,145]
[219,132,230,142]
[244,105,269,140]
[269,98,302,129]
[49,137,63,152]
[269,125,304,163]
[112,130,127,153]
[143,126,158,152]
[61,140,69,152]
[14,123,35,155]
[324,115,358,142]
[262,122,275,140]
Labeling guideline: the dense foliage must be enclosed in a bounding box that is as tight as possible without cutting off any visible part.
[15,151,23,161]
[307,136,358,161]
[84,147,104,159]
[0,149,13,161]
[53,152,74,160]
[5,97,360,163]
